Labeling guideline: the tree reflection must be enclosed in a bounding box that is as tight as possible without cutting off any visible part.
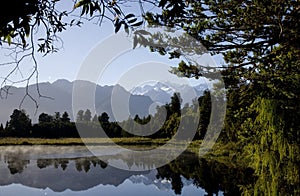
[36,157,108,173]
[156,152,254,195]
[37,159,69,170]
[0,151,278,195]
[75,159,91,172]
[3,153,30,175]
[5,156,30,175]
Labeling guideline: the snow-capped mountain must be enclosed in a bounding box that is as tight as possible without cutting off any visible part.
[129,170,193,192]
[130,81,209,104]
[0,79,153,123]
[0,79,212,124]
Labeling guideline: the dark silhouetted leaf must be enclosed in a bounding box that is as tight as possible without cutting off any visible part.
[113,7,121,15]
[133,35,138,49]
[135,30,151,35]
[74,0,90,9]
[128,18,137,24]
[131,21,143,27]
[158,0,168,8]
[115,22,122,33]
[124,14,135,19]
[124,23,129,34]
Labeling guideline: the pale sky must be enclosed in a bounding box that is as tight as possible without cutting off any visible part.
[0,1,225,88]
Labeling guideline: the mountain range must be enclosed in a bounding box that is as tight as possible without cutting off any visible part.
[0,158,193,193]
[0,79,207,124]
[130,81,207,104]
[0,146,195,193]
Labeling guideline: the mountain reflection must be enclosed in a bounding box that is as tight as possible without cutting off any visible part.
[0,147,253,195]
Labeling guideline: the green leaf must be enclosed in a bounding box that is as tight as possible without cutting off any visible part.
[74,0,91,9]
[6,34,11,45]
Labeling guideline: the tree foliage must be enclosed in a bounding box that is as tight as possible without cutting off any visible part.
[144,1,300,194]
[61,111,71,123]
[0,0,144,49]
[0,92,212,140]
[6,109,31,137]
[146,0,299,79]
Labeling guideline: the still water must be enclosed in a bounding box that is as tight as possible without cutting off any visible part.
[0,146,246,196]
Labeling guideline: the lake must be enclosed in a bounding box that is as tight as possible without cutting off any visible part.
[0,146,251,196]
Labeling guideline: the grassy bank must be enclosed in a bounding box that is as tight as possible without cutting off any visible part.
[0,137,202,148]
[0,137,159,145]
[0,137,85,146]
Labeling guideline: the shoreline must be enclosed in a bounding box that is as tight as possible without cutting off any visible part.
[0,137,202,147]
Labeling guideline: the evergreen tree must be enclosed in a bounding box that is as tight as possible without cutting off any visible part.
[170,92,182,115]
[7,109,31,137]
[38,113,53,123]
[0,123,4,135]
[92,114,98,124]
[53,112,61,123]
[121,117,134,137]
[61,111,70,123]
[198,91,212,139]
[83,109,92,122]
[76,110,84,122]
[5,121,8,130]
[98,112,110,129]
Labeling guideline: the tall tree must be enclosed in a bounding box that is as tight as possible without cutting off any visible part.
[170,92,182,115]
[92,114,98,124]
[54,112,61,122]
[61,111,70,123]
[98,112,110,128]
[76,110,84,122]
[7,109,31,137]
[83,109,92,122]
[197,91,211,139]
[38,113,53,123]
[144,2,299,194]
[144,0,299,140]
[145,0,299,81]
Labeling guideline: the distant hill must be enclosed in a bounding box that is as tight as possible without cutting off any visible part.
[0,79,208,124]
[0,79,153,124]
[0,146,194,192]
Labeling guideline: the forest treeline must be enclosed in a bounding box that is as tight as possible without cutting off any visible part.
[0,91,212,140]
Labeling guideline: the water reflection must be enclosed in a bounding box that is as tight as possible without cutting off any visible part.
[0,146,252,195]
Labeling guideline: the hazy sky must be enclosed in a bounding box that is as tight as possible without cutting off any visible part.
[0,1,224,89]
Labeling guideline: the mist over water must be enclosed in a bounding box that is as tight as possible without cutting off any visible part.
[0,145,231,195]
